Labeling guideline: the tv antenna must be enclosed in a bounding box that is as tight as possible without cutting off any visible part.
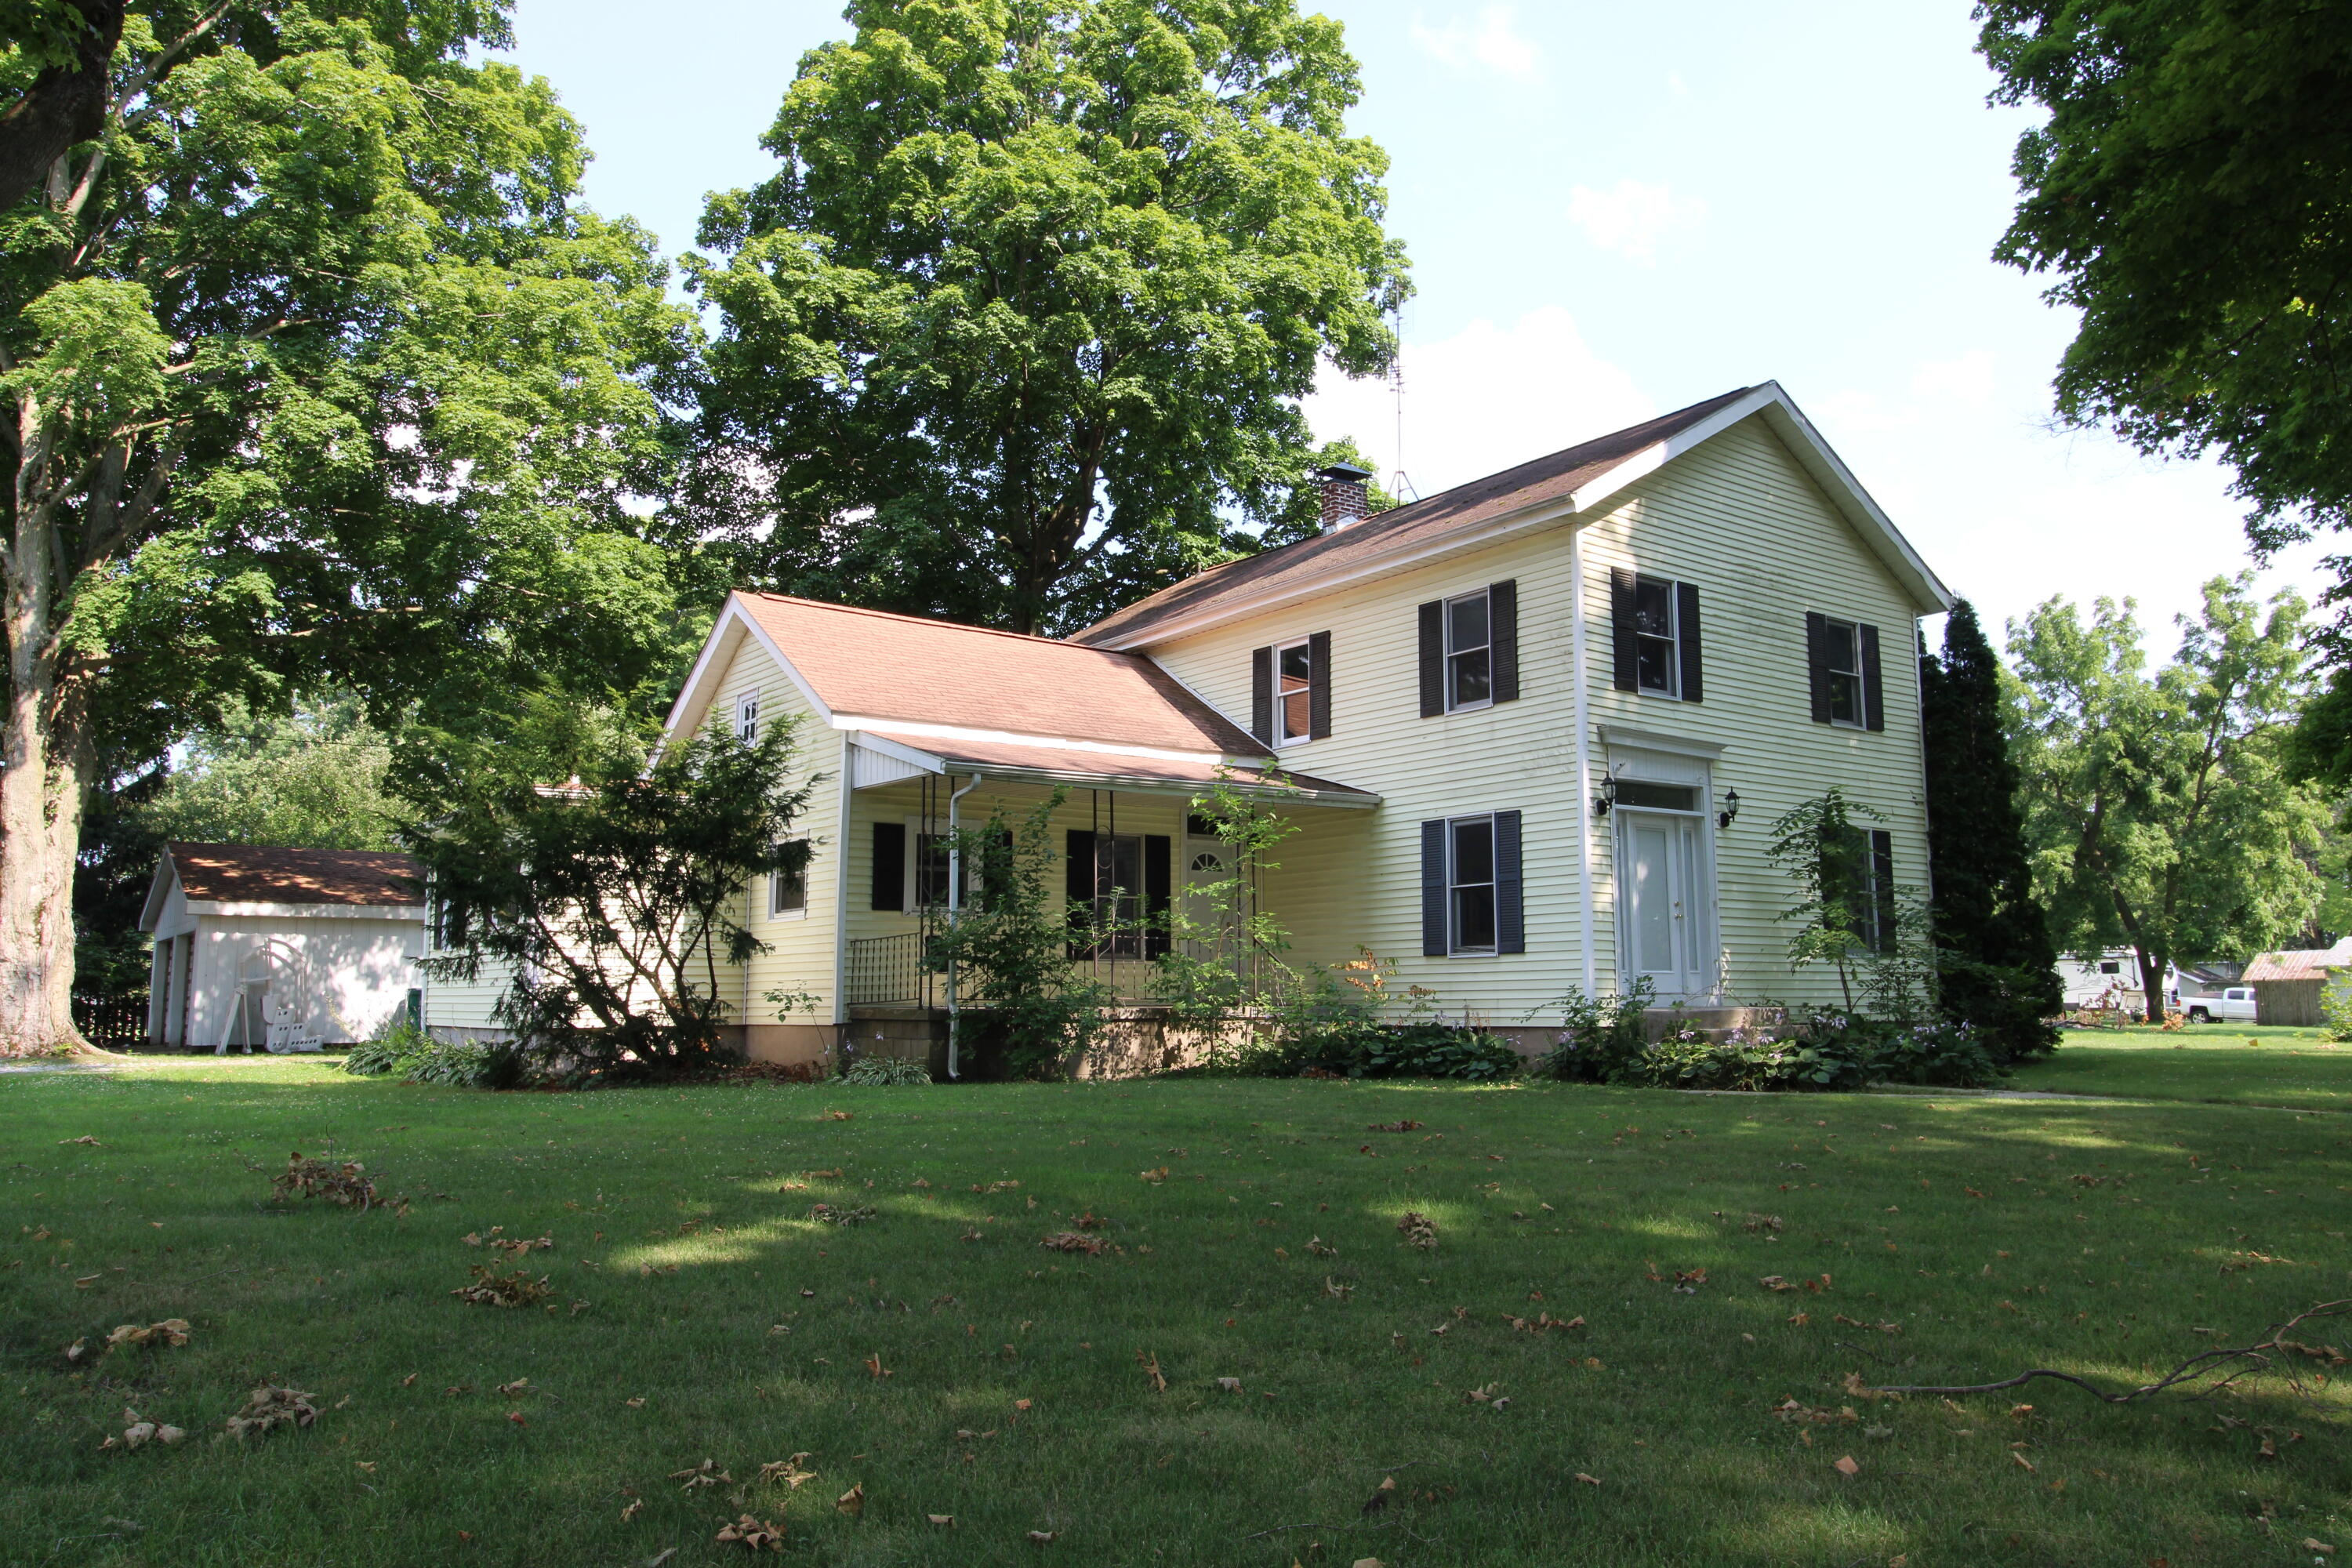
[1388,301,1418,503]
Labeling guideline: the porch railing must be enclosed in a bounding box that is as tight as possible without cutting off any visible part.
[846,934,938,1007]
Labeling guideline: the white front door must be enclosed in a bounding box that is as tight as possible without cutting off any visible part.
[1620,810,1710,999]
[1181,836,1232,959]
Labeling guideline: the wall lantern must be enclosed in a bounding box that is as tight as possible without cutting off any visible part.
[1590,772,1617,819]
[1716,789,1740,832]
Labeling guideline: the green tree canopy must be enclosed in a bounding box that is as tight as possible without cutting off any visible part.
[1976,2,2352,559]
[687,0,1410,634]
[1920,601,2061,1062]
[135,692,397,852]
[1,2,702,1054]
[2006,575,2327,1021]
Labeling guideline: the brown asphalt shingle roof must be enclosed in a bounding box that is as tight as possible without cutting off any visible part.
[738,593,1268,757]
[168,844,424,907]
[1074,387,1757,647]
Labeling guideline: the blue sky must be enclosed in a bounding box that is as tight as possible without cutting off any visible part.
[503,0,2327,652]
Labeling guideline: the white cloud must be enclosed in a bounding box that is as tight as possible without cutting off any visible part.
[1301,306,1654,502]
[1911,349,1997,407]
[1566,180,1707,265]
[1409,6,1541,82]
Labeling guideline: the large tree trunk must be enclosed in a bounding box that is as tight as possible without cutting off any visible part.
[0,554,93,1058]
[2134,946,2169,1025]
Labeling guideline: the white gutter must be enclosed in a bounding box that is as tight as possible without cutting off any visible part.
[1568,524,1597,1000]
[943,772,982,1080]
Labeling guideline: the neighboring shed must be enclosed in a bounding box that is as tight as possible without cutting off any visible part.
[138,844,427,1051]
[2240,945,2350,1027]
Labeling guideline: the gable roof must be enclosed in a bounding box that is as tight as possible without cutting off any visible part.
[692,593,1268,759]
[143,844,424,929]
[2244,942,2352,983]
[1075,382,1953,649]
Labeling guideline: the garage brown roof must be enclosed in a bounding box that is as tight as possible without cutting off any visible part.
[2242,946,2349,983]
[1075,387,1757,648]
[168,844,424,907]
[738,593,1268,757]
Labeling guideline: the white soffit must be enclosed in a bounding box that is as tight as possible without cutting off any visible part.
[848,734,946,789]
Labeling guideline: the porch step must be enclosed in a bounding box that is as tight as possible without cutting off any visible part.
[1642,1006,1781,1043]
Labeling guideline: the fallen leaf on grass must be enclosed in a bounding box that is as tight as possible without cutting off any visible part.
[224,1386,318,1439]
[495,1379,529,1397]
[808,1203,875,1226]
[928,1514,954,1527]
[825,1111,854,1122]
[864,1352,892,1379]
[1352,1559,1387,1568]
[1139,1167,1170,1183]
[1573,1472,1601,1486]
[102,1319,191,1354]
[1362,1475,1397,1514]
[1834,1456,1860,1477]
[60,1135,101,1146]
[452,1267,551,1308]
[1027,1530,1058,1544]
[836,1483,865,1518]
[716,1513,785,1551]
[672,1459,732,1490]
[620,1500,642,1523]
[2304,1539,2335,1555]
[759,1454,816,1489]
[2011,1451,2036,1472]
[1367,1120,1423,1132]
[1216,1377,1243,1392]
[1040,1231,1105,1254]
[1306,1236,1338,1257]
[1396,1212,1438,1249]
[100,1407,187,1450]
[625,1397,645,1409]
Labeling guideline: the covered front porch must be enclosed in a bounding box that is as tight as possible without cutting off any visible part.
[836,728,1377,1067]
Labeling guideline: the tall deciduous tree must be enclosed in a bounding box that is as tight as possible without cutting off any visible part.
[688,0,1410,635]
[2007,576,2327,1021]
[0,3,700,1055]
[1920,600,2060,1062]
[1977,2,2352,557]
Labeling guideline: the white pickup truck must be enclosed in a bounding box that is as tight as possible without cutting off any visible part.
[2183,986,2258,1023]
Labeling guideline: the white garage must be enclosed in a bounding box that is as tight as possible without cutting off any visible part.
[138,844,427,1051]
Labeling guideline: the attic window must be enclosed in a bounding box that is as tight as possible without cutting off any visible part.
[735,694,759,741]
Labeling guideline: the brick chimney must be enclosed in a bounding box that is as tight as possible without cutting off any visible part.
[1316,462,1374,531]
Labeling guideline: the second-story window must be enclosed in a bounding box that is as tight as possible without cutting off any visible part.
[1823,619,1867,726]
[1277,638,1314,743]
[735,693,760,741]
[1446,589,1491,710]
[1632,576,1679,695]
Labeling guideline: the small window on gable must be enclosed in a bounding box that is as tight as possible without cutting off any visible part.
[1445,590,1491,711]
[2098,959,2120,975]
[1276,638,1314,744]
[1632,575,1679,696]
[735,693,760,742]
[1823,620,1867,727]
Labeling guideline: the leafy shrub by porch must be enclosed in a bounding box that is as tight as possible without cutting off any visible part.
[840,1054,933,1086]
[343,1026,527,1090]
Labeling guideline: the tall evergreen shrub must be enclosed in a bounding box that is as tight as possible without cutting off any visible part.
[1921,601,2063,1062]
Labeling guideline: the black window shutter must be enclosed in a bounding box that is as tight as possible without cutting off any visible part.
[1804,612,1832,724]
[1065,829,1097,959]
[1859,623,1885,731]
[1495,809,1524,954]
[1675,581,1704,703]
[1420,819,1447,956]
[1870,829,1896,952]
[1308,630,1333,739]
[1144,835,1173,958]
[871,822,905,912]
[1490,580,1519,702]
[1250,646,1273,743]
[1417,601,1444,717]
[1610,568,1639,691]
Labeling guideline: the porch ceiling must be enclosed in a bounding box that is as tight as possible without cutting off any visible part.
[849,728,1379,807]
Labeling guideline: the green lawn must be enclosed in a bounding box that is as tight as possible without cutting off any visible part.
[6,1059,2350,1567]
[2012,1025,2352,1112]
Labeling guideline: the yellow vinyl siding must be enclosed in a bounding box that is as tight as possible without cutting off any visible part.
[1144,409,1935,1019]
[700,636,845,1026]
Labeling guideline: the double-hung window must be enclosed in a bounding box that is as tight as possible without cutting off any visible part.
[1632,576,1679,696]
[1445,590,1491,710]
[1276,637,1314,744]
[735,693,760,741]
[1448,815,1497,954]
[1822,619,1867,727]
[769,848,807,919]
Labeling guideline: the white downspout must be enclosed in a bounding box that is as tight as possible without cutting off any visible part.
[1568,524,1599,999]
[943,772,982,1079]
